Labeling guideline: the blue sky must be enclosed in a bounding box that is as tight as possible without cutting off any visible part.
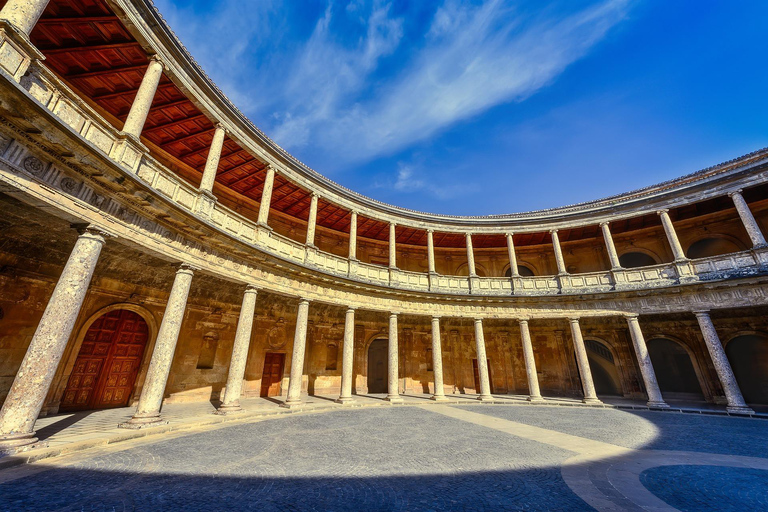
[155,0,768,216]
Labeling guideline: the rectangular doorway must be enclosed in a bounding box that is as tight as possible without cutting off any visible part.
[260,352,285,397]
[472,359,494,394]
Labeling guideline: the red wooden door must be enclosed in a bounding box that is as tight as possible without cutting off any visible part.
[472,359,494,394]
[61,310,149,411]
[260,352,285,397]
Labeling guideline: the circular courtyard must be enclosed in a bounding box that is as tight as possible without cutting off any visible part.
[1,405,767,511]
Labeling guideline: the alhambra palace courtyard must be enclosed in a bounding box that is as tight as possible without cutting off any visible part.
[0,0,766,510]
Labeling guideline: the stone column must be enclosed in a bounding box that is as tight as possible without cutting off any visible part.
[658,209,687,261]
[569,318,600,403]
[122,56,164,139]
[694,311,754,414]
[198,124,226,195]
[430,316,448,401]
[625,315,668,408]
[0,0,50,36]
[427,230,436,274]
[348,211,358,260]
[216,285,258,414]
[600,222,622,270]
[305,193,319,247]
[519,319,543,402]
[385,313,402,402]
[0,226,108,450]
[551,230,567,274]
[120,264,194,428]
[257,165,275,227]
[465,233,477,276]
[473,319,493,400]
[389,223,397,269]
[506,233,519,276]
[283,298,310,407]
[337,308,356,404]
[730,190,767,248]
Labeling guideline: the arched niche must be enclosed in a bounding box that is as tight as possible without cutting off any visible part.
[619,251,658,269]
[584,338,623,396]
[647,337,705,401]
[504,264,535,277]
[686,237,743,259]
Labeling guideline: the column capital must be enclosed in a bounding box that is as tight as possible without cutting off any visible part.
[431,315,441,321]
[517,318,530,324]
[264,163,276,172]
[350,210,359,217]
[213,122,228,134]
[298,297,311,306]
[656,208,670,215]
[426,228,434,234]
[72,223,115,242]
[473,318,483,324]
[624,313,639,320]
[176,263,197,275]
[389,312,399,318]
[310,192,319,199]
[549,229,559,235]
[505,232,515,238]
[599,221,610,228]
[692,309,711,317]
[568,316,580,323]
[346,306,356,313]
[148,54,168,71]
[244,284,259,294]
[728,189,744,198]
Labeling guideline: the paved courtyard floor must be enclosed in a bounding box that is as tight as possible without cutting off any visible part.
[0,401,766,511]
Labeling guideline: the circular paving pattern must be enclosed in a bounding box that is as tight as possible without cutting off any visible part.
[0,405,766,511]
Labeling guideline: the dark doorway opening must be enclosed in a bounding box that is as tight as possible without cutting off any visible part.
[367,338,388,393]
[647,338,704,401]
[726,335,768,405]
[260,352,285,397]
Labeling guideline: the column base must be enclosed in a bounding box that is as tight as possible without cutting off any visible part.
[430,395,450,402]
[118,412,168,429]
[385,395,403,403]
[527,396,545,403]
[477,395,494,401]
[0,432,41,452]
[335,396,356,405]
[646,400,670,409]
[215,403,244,415]
[279,399,303,409]
[581,397,603,405]
[726,405,755,415]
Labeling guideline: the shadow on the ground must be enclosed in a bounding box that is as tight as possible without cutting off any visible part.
[35,411,96,441]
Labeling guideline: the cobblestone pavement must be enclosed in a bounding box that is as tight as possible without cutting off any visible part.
[0,404,766,511]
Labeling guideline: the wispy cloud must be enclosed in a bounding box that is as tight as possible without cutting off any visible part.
[374,162,477,200]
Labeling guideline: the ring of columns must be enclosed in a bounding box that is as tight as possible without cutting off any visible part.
[0,0,765,451]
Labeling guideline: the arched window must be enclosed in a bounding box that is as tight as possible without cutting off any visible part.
[686,237,742,259]
[619,252,657,268]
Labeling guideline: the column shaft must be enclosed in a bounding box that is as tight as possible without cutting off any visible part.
[337,308,356,403]
[625,315,667,407]
[569,318,600,403]
[658,210,686,261]
[427,230,436,274]
[385,313,402,402]
[551,230,567,274]
[389,223,397,269]
[217,286,258,414]
[0,227,107,448]
[465,234,477,276]
[198,124,226,194]
[122,57,164,138]
[0,0,50,36]
[601,222,622,270]
[348,211,358,260]
[506,233,519,276]
[257,166,275,226]
[474,319,493,400]
[695,312,753,413]
[306,194,319,246]
[730,191,767,247]
[430,317,447,401]
[121,265,194,427]
[284,299,310,406]
[519,320,542,401]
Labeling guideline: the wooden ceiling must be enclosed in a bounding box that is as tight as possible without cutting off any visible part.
[13,0,755,251]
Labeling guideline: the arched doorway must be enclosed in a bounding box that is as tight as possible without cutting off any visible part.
[61,310,149,411]
[584,339,622,396]
[367,338,388,393]
[726,335,768,405]
[647,338,704,400]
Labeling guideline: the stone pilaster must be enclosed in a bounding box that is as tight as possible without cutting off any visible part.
[430,316,448,401]
[519,319,543,402]
[694,311,753,414]
[625,315,668,408]
[120,264,195,428]
[198,124,226,195]
[388,223,397,269]
[337,307,356,404]
[600,222,622,270]
[257,165,275,228]
[0,225,109,450]
[348,211,358,260]
[551,230,567,275]
[122,56,165,139]
[730,190,767,248]
[306,193,319,247]
[473,319,493,400]
[216,285,258,414]
[385,313,402,402]
[283,298,310,408]
[569,318,601,404]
